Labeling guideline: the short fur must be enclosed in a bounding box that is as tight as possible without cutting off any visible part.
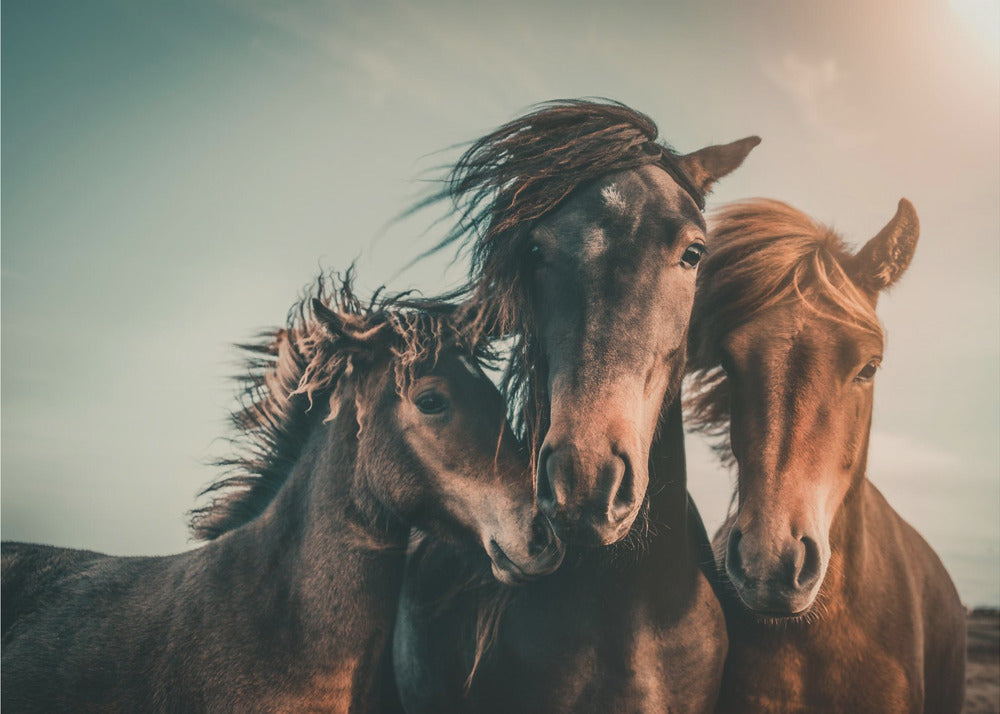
[2,275,556,713]
[685,199,965,713]
[687,199,882,462]
[395,99,759,713]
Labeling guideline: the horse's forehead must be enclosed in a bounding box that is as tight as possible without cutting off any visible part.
[613,164,703,223]
[599,183,629,214]
[727,308,879,366]
[541,167,701,259]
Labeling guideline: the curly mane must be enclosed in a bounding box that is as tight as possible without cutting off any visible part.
[685,199,883,460]
[189,272,481,541]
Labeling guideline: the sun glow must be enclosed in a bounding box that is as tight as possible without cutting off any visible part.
[950,0,1000,63]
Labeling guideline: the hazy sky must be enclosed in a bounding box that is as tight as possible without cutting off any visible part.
[3,0,998,605]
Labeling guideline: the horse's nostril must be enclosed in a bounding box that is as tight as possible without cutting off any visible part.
[726,528,745,580]
[536,448,556,511]
[528,515,554,556]
[796,535,821,589]
[610,455,633,517]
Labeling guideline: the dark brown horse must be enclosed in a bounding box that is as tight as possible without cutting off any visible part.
[687,199,966,713]
[1,276,563,713]
[395,100,759,712]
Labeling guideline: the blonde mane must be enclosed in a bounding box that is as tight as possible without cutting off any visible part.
[685,199,883,460]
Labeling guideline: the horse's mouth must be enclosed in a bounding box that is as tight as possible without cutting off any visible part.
[730,588,821,626]
[487,540,535,586]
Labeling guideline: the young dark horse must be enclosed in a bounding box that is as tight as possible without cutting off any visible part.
[394,100,759,712]
[1,277,563,713]
[686,199,966,713]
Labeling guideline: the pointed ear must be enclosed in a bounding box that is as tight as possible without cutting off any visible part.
[676,136,761,196]
[311,298,388,353]
[312,298,347,335]
[851,199,919,293]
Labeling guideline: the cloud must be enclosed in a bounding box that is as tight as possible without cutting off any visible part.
[220,1,547,116]
[762,51,873,149]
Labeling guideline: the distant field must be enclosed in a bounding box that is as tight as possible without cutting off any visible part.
[966,609,1000,714]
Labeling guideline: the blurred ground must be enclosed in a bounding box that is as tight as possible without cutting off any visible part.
[966,609,999,713]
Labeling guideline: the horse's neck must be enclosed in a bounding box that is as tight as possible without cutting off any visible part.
[203,409,408,683]
[646,398,692,552]
[822,463,878,601]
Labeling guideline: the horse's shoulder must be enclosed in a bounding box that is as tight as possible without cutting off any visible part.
[860,480,966,709]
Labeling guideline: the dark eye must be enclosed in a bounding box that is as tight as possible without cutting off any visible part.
[527,242,544,266]
[854,359,880,383]
[414,390,449,415]
[681,243,706,269]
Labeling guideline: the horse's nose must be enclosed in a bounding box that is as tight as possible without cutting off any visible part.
[726,527,823,612]
[536,442,636,545]
[793,534,821,591]
[527,513,557,557]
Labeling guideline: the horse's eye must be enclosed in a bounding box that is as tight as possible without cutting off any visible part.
[854,359,880,383]
[681,243,706,268]
[527,242,544,264]
[414,390,449,415]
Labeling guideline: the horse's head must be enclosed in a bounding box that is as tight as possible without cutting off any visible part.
[689,198,918,615]
[441,101,758,546]
[312,298,564,585]
[531,151,761,546]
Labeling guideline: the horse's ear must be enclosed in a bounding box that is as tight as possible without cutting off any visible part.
[312,298,388,354]
[312,299,347,334]
[676,136,761,195]
[850,199,919,293]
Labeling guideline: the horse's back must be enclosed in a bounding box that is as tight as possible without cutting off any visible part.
[2,542,109,642]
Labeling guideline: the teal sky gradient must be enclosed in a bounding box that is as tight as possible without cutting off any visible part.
[3,0,998,604]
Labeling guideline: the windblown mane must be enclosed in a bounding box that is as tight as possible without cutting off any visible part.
[404,101,707,680]
[415,99,704,452]
[685,199,883,460]
[189,272,479,541]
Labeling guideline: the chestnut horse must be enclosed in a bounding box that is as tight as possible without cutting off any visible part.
[395,100,758,712]
[2,276,562,712]
[687,199,966,713]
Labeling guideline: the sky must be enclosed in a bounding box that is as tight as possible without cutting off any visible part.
[2,0,998,605]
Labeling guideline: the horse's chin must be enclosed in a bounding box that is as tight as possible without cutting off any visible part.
[487,540,534,586]
[732,588,822,626]
[548,507,640,548]
[486,535,565,585]
[490,562,532,587]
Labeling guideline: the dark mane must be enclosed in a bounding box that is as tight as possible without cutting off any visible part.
[423,98,703,260]
[685,199,883,460]
[414,99,704,451]
[189,273,480,541]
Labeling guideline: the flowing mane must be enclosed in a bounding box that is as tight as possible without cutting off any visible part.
[413,99,704,446]
[190,273,480,541]
[685,199,884,459]
[423,98,703,259]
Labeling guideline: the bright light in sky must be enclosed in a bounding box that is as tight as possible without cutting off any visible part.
[951,0,1000,62]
